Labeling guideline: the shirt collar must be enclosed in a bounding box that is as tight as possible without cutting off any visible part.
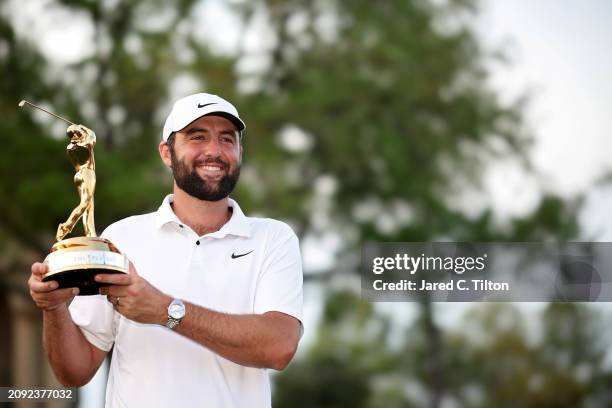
[154,194,251,238]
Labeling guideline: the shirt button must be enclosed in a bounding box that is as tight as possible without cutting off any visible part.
[179,224,184,228]
[196,240,200,245]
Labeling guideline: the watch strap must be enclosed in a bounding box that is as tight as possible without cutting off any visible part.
[166,317,181,329]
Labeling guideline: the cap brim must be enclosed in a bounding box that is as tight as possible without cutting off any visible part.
[203,111,246,132]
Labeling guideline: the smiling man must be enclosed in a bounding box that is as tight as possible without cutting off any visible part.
[27,93,304,408]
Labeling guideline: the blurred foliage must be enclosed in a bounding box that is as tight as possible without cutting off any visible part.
[0,0,602,406]
[275,294,612,407]
[274,291,393,408]
[235,0,580,243]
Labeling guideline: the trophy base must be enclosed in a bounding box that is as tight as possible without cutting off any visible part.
[43,237,129,296]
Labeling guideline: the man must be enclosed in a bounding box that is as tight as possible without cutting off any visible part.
[28,93,303,407]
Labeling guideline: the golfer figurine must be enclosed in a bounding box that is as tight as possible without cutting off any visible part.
[56,124,97,241]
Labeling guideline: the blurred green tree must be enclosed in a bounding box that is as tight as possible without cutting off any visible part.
[273,291,395,408]
[278,298,611,407]
[438,303,610,407]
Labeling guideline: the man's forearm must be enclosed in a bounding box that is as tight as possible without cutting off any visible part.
[173,302,299,370]
[43,306,105,387]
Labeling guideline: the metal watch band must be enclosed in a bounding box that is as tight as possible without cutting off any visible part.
[166,317,181,329]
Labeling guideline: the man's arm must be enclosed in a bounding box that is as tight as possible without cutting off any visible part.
[97,265,301,370]
[175,305,300,370]
[29,263,107,386]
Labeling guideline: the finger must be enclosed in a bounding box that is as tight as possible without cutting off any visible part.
[105,295,128,311]
[33,288,78,306]
[99,286,128,297]
[105,294,123,305]
[31,262,48,278]
[95,273,132,286]
[36,287,79,302]
[29,278,59,293]
[128,261,138,276]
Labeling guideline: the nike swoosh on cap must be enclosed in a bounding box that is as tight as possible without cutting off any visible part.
[198,102,217,108]
[231,250,254,259]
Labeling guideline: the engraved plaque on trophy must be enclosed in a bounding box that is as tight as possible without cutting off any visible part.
[19,100,128,295]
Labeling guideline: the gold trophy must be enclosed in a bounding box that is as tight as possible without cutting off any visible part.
[19,100,128,295]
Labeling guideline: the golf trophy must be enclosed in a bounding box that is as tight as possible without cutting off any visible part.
[19,100,128,295]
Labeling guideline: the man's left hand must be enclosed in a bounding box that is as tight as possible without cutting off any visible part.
[97,262,170,325]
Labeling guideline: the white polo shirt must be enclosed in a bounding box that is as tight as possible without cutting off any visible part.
[69,195,303,408]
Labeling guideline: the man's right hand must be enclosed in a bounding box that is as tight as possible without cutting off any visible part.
[28,262,79,312]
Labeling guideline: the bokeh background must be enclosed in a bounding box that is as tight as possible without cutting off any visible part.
[1,0,612,407]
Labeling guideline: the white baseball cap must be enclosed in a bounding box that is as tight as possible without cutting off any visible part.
[162,93,246,141]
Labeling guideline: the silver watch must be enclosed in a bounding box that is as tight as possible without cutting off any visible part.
[166,299,185,329]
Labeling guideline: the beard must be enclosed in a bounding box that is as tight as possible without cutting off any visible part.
[169,149,240,202]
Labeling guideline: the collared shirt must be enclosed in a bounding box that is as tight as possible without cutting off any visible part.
[69,195,303,408]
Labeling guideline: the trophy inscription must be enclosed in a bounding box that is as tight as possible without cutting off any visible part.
[19,100,128,295]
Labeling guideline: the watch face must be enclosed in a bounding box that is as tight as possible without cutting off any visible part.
[169,301,185,319]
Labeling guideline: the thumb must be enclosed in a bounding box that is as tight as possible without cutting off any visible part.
[31,262,48,278]
[128,261,138,276]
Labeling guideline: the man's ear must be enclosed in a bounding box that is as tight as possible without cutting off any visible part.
[159,141,172,168]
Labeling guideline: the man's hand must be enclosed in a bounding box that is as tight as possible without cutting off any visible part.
[28,262,79,312]
[97,262,170,325]
[29,263,107,388]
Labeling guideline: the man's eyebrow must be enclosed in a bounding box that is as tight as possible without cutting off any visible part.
[219,129,238,137]
[186,127,209,134]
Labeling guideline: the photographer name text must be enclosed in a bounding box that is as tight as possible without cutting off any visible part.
[372,278,510,292]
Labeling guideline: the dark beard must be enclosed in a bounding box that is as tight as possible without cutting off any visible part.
[169,149,240,202]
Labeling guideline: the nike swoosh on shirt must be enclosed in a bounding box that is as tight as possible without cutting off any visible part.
[198,102,217,108]
[231,250,254,259]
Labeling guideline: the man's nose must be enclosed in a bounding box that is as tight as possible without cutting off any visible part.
[203,136,222,157]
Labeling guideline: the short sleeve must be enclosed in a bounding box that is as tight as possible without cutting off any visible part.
[253,224,303,328]
[69,295,118,352]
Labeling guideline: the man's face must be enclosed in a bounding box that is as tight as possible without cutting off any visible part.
[162,115,242,201]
